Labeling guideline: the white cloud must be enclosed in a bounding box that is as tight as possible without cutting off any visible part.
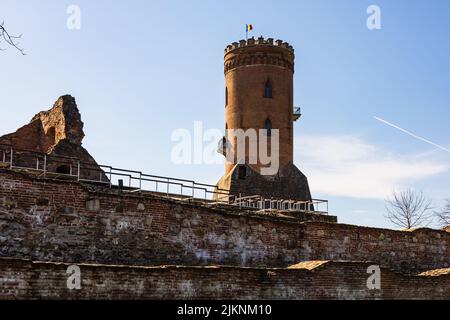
[295,135,449,199]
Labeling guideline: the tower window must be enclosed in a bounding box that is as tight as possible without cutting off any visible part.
[225,87,228,107]
[238,166,247,180]
[264,118,272,137]
[264,81,273,98]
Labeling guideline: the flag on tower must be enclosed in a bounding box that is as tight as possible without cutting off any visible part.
[245,24,253,40]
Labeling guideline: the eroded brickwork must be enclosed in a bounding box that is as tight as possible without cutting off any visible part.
[0,95,84,152]
[0,95,104,180]
[0,170,448,274]
[217,163,313,201]
[1,258,449,300]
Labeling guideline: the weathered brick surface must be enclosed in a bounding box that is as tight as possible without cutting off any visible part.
[301,223,449,274]
[216,38,312,201]
[0,169,449,274]
[0,258,449,300]
[0,95,84,151]
[0,95,105,181]
[217,163,313,202]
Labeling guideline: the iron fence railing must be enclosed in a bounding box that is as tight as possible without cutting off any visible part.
[0,143,328,214]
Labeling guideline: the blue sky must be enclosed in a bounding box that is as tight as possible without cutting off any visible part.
[1,0,449,228]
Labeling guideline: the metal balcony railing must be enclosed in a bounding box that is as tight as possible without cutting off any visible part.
[293,106,302,121]
[217,136,228,156]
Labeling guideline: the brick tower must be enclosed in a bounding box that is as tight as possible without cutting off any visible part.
[215,37,312,201]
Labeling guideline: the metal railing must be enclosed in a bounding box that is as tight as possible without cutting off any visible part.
[232,195,328,214]
[99,164,231,201]
[293,106,302,122]
[0,143,328,214]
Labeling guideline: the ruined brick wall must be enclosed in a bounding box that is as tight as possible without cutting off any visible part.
[0,95,86,151]
[1,258,449,300]
[0,170,449,273]
[301,223,449,274]
[0,95,105,181]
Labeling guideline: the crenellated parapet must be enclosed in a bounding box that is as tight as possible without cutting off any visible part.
[224,37,295,74]
[224,37,295,54]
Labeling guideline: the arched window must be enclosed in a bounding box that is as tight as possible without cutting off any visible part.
[264,80,273,98]
[238,165,247,180]
[225,86,228,107]
[264,118,272,137]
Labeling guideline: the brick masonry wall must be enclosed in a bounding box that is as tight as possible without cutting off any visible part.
[0,258,449,300]
[301,223,449,274]
[0,95,107,181]
[0,170,449,273]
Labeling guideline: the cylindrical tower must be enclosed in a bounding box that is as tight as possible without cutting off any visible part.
[224,37,295,175]
[216,37,312,202]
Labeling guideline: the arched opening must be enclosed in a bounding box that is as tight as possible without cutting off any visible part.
[56,165,71,175]
[225,86,228,107]
[264,80,273,98]
[238,165,247,180]
[264,118,272,137]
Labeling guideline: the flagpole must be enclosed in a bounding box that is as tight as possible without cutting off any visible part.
[245,24,248,41]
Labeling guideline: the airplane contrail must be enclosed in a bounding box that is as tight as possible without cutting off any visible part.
[374,116,450,153]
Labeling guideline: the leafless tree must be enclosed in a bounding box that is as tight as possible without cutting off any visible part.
[435,199,450,228]
[385,189,433,229]
[0,21,25,54]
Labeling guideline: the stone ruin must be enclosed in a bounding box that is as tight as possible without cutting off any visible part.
[0,95,105,180]
[0,94,449,299]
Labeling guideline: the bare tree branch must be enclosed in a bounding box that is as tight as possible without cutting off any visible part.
[0,21,25,55]
[435,199,450,228]
[385,189,434,229]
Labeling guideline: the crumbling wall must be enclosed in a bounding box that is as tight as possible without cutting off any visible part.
[0,258,449,300]
[216,163,313,202]
[0,170,449,273]
[0,95,104,180]
[0,95,83,153]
